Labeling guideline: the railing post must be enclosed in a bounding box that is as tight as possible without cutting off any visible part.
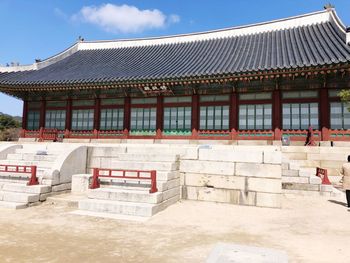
[149,170,158,193]
[27,165,39,186]
[90,168,100,189]
[20,129,25,138]
[39,127,44,141]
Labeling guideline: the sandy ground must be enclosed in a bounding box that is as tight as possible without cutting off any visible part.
[0,195,350,263]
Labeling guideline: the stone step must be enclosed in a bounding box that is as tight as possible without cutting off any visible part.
[15,148,63,155]
[0,159,54,168]
[88,188,163,204]
[110,161,178,171]
[0,200,27,209]
[288,160,320,170]
[282,182,320,191]
[6,153,58,162]
[282,169,299,177]
[0,177,29,184]
[298,168,317,177]
[0,190,40,203]
[282,176,321,185]
[0,182,51,194]
[97,153,179,162]
[78,195,179,217]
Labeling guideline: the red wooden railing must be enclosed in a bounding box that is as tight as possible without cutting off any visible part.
[21,127,350,142]
[316,167,331,185]
[90,168,158,193]
[0,164,38,186]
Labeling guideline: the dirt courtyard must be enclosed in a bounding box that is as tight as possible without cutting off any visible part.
[0,195,349,263]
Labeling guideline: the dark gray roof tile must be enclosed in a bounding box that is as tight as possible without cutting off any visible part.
[1,21,350,86]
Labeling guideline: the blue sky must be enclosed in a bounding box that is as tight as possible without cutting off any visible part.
[1,0,349,116]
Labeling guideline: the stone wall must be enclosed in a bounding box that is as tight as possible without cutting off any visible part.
[180,146,282,208]
[84,144,282,208]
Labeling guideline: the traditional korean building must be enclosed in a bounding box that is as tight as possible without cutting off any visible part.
[0,7,350,142]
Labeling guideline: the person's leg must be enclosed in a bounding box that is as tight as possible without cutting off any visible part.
[346,190,350,207]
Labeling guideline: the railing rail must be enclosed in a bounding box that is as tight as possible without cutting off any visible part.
[0,164,38,186]
[90,168,158,193]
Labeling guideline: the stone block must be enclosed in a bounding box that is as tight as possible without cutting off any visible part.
[263,150,282,164]
[237,140,268,145]
[125,139,155,144]
[88,188,163,204]
[162,187,180,201]
[282,152,308,160]
[320,185,334,192]
[319,160,344,169]
[157,171,179,181]
[90,139,122,143]
[72,174,92,194]
[185,186,241,204]
[282,176,308,184]
[180,173,185,185]
[332,142,350,147]
[299,168,316,177]
[319,141,331,147]
[235,163,281,178]
[159,178,180,191]
[198,148,263,163]
[239,191,256,206]
[180,160,235,175]
[281,146,320,153]
[111,160,178,171]
[247,178,281,193]
[63,139,91,143]
[0,191,39,203]
[156,139,190,144]
[282,182,319,191]
[88,147,127,157]
[307,153,348,161]
[52,183,71,192]
[281,163,289,170]
[309,176,322,185]
[256,192,281,208]
[184,173,246,190]
[272,141,282,146]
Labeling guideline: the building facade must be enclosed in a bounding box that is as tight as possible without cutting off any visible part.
[0,8,350,142]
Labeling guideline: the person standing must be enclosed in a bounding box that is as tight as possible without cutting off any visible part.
[341,155,350,208]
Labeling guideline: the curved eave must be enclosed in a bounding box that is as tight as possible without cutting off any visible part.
[1,63,349,94]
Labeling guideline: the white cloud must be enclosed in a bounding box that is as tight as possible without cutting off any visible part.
[71,3,180,34]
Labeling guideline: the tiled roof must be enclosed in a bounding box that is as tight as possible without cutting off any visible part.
[0,9,349,87]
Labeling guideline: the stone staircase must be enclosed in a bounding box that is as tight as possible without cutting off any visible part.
[281,148,342,197]
[77,150,181,218]
[0,143,87,209]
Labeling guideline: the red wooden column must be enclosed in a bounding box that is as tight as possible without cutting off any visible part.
[156,96,163,138]
[191,94,199,138]
[22,100,28,130]
[65,98,72,132]
[320,88,330,141]
[93,98,101,131]
[230,92,238,139]
[123,97,131,137]
[273,89,282,140]
[39,99,46,128]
